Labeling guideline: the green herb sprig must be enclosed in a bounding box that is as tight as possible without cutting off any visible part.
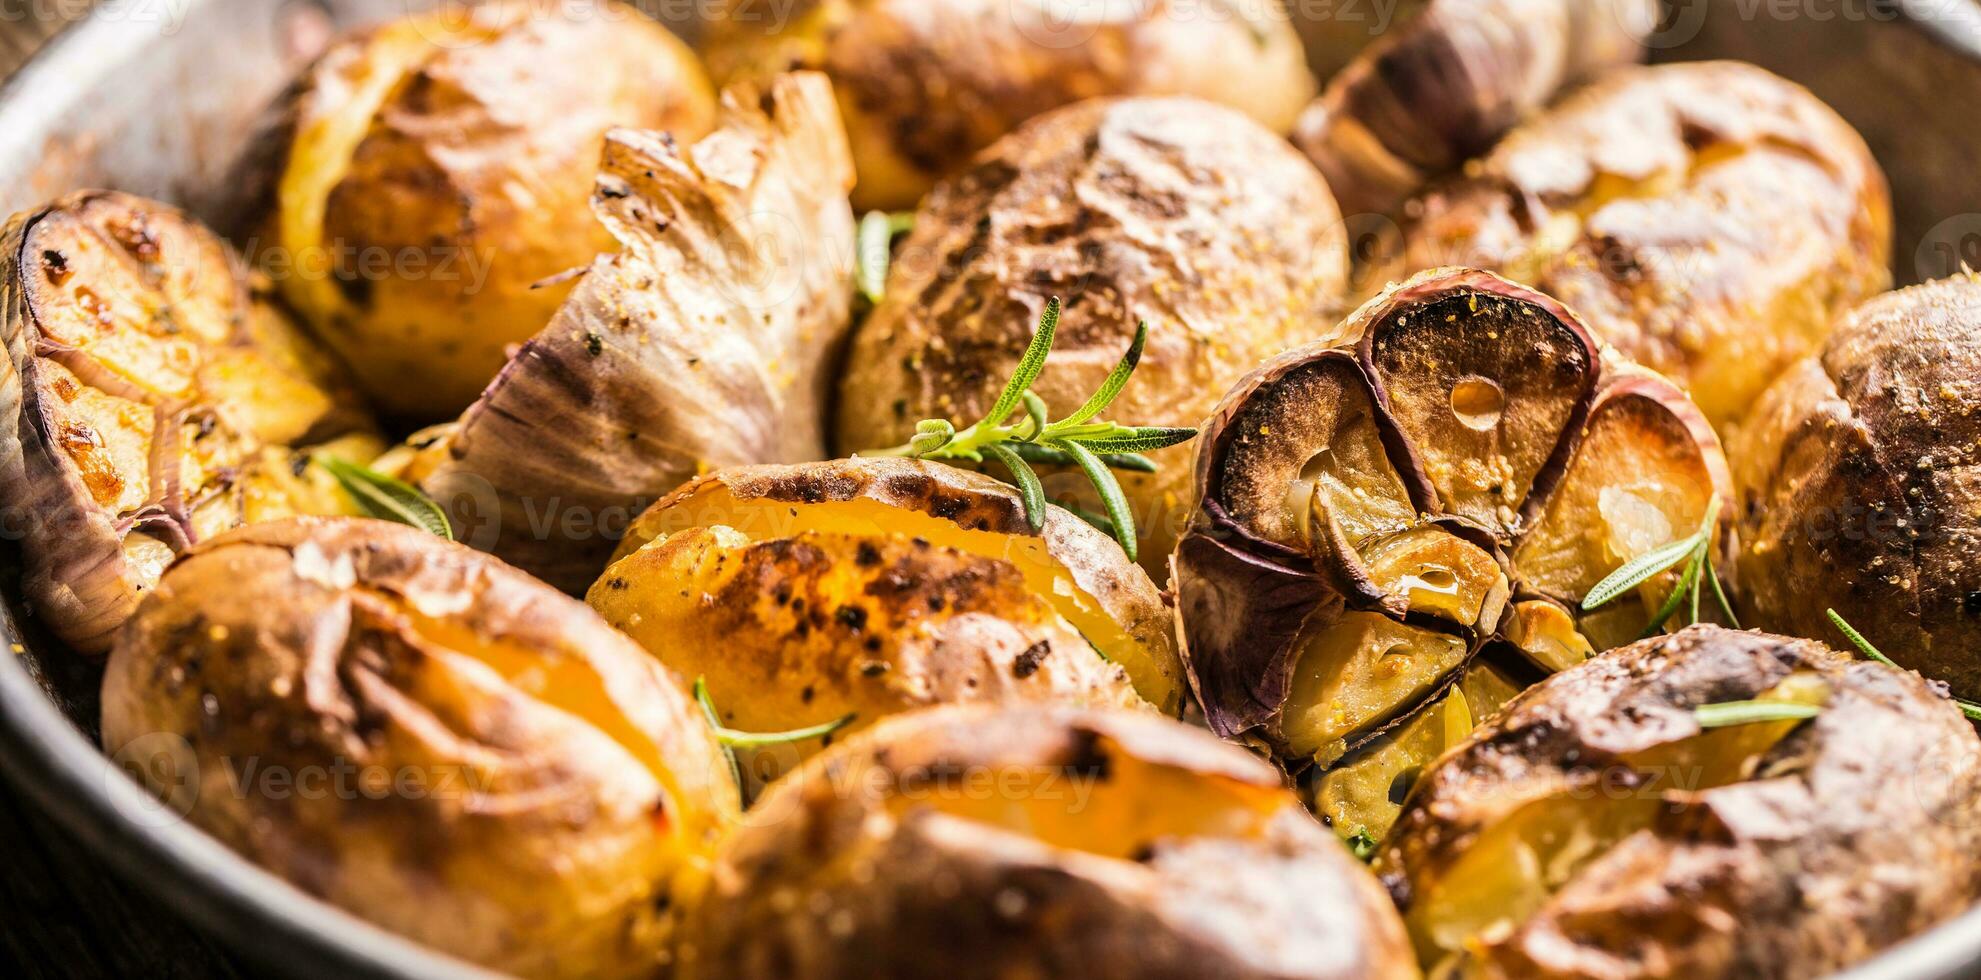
[863,297,1197,561]
[316,456,453,540]
[1693,700,1822,729]
[855,210,915,305]
[1581,495,1737,638]
[1346,828,1379,862]
[1825,610,1981,722]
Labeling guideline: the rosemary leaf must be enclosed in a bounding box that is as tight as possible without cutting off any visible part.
[1074,426,1201,454]
[1058,320,1149,427]
[980,297,1060,429]
[1346,828,1378,862]
[692,677,742,799]
[713,713,856,748]
[1008,443,1158,473]
[1060,440,1138,561]
[1825,609,1899,668]
[1585,496,1720,611]
[1637,543,1705,639]
[1706,552,1740,628]
[984,444,1047,532]
[1020,391,1049,441]
[1694,700,1822,729]
[317,456,453,540]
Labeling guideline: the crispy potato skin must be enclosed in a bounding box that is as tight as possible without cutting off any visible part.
[1734,275,1981,700]
[0,190,378,655]
[702,0,1315,210]
[590,527,1144,789]
[257,0,715,420]
[835,97,1349,575]
[615,457,1181,713]
[1293,0,1656,216]
[1375,61,1891,429]
[673,705,1418,979]
[100,518,739,979]
[1376,626,1981,979]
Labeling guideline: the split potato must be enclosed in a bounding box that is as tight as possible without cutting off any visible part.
[1294,0,1657,216]
[249,0,716,420]
[1174,269,1730,815]
[0,190,380,655]
[1371,61,1890,428]
[589,457,1179,787]
[1375,625,1981,978]
[1734,274,1981,700]
[702,0,1315,210]
[410,71,855,592]
[673,704,1418,979]
[101,518,739,979]
[835,95,1349,576]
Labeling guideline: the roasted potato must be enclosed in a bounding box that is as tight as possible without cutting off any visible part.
[589,457,1179,785]
[1174,269,1730,810]
[835,96,1349,576]
[673,704,1418,979]
[702,0,1315,210]
[1293,0,1657,217]
[251,0,716,420]
[101,517,739,979]
[1374,625,1981,978]
[409,71,855,592]
[0,190,381,656]
[1734,274,1981,701]
[1371,61,1891,429]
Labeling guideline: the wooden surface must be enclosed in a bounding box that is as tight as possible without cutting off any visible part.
[0,14,249,980]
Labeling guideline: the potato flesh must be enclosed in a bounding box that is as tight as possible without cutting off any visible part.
[1282,613,1468,766]
[622,490,1175,713]
[1405,674,1831,967]
[1312,662,1522,846]
[889,745,1285,862]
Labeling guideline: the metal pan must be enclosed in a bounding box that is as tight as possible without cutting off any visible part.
[1,0,1978,976]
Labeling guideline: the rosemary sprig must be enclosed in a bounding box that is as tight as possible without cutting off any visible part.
[855,210,915,305]
[1694,700,1822,729]
[863,297,1197,561]
[693,677,855,748]
[316,456,453,540]
[1580,496,1738,637]
[1825,610,1981,722]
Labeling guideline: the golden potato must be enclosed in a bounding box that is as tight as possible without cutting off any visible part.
[101,518,739,978]
[589,457,1180,789]
[0,190,380,655]
[834,96,1349,576]
[1175,269,1730,792]
[673,704,1419,979]
[1293,0,1656,216]
[1371,62,1890,429]
[254,0,716,420]
[1733,275,1981,700]
[1375,625,1981,978]
[702,0,1315,210]
[410,71,855,591]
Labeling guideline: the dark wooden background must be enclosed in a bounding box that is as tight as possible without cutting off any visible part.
[0,13,248,979]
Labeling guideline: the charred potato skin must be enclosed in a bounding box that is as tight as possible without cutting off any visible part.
[1293,0,1657,216]
[1174,268,1731,766]
[0,190,376,656]
[703,0,1315,211]
[1375,61,1891,428]
[1376,626,1981,978]
[612,457,1182,715]
[835,96,1349,575]
[674,705,1417,980]
[251,0,716,420]
[1734,275,1981,700]
[101,518,739,979]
